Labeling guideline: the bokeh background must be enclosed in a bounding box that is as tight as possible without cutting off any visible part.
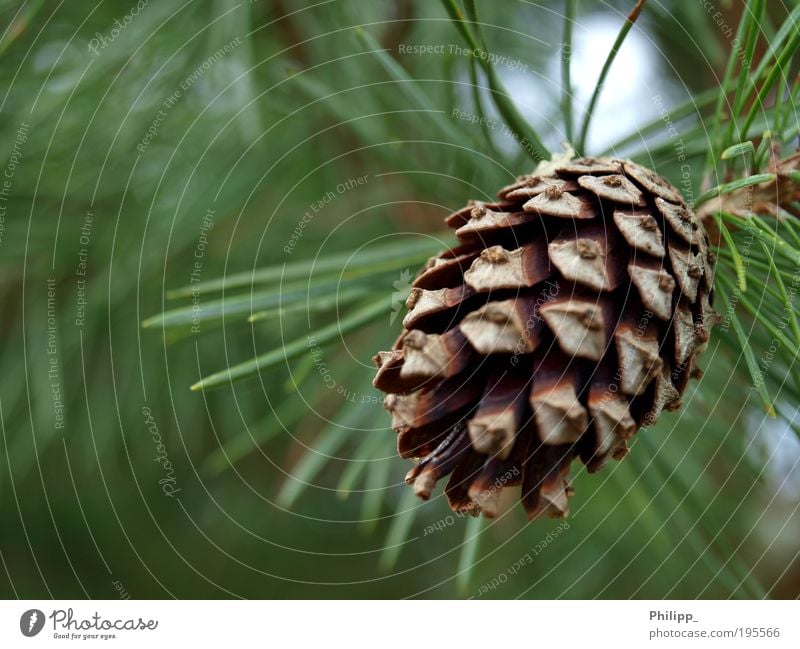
[1,0,799,599]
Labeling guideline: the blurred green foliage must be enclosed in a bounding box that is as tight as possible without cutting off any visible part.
[0,0,798,599]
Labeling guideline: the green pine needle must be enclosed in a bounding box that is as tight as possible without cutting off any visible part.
[561,0,576,143]
[190,299,387,391]
[438,0,550,161]
[715,282,776,417]
[576,0,646,154]
[696,173,776,206]
[456,515,484,594]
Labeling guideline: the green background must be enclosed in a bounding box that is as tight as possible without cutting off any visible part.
[0,0,798,599]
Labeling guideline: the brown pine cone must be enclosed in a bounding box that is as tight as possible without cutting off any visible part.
[373,157,719,520]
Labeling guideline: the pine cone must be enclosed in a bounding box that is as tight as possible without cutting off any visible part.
[373,157,719,520]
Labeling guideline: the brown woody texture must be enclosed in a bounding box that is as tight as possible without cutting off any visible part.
[373,157,718,520]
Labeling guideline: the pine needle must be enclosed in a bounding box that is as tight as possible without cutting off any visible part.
[337,434,388,498]
[704,0,762,173]
[720,141,755,164]
[723,0,765,152]
[561,0,576,144]
[695,173,776,206]
[166,237,443,298]
[379,488,420,570]
[576,0,646,154]
[715,282,776,417]
[718,224,747,292]
[438,0,550,161]
[354,27,467,145]
[739,17,800,140]
[190,299,387,390]
[456,515,483,594]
